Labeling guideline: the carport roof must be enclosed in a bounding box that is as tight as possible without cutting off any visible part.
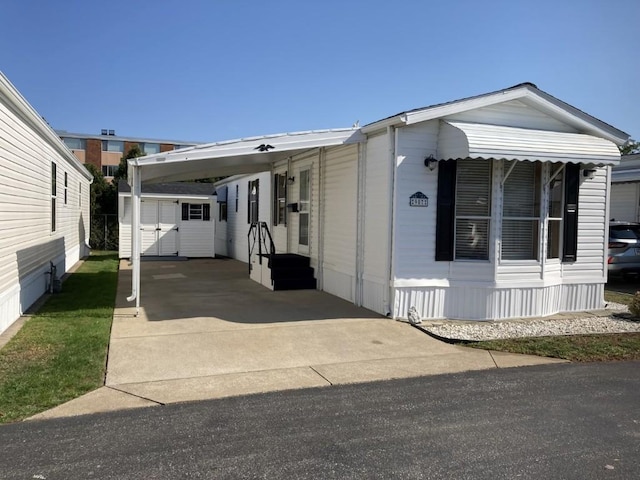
[118,180,215,196]
[129,128,364,184]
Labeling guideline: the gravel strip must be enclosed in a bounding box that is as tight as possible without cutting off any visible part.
[418,303,640,341]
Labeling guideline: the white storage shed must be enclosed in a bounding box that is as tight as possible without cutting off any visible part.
[610,153,640,223]
[125,83,629,321]
[118,181,215,259]
[0,72,92,334]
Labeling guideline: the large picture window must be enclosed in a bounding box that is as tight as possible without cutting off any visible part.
[501,161,541,260]
[454,159,491,260]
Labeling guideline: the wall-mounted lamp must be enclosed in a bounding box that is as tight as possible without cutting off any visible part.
[287,176,295,185]
[424,155,438,171]
[582,168,596,179]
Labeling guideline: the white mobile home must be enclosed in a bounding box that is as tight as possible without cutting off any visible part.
[610,153,640,223]
[118,181,215,259]
[126,83,628,321]
[0,72,92,334]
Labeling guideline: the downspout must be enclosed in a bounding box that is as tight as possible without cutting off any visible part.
[355,142,366,306]
[317,148,325,290]
[386,126,397,317]
[126,163,142,316]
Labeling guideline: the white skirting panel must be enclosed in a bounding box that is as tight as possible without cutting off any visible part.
[322,267,354,303]
[393,282,606,321]
[362,278,387,315]
[0,244,85,334]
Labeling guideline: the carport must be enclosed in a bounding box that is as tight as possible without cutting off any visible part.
[126,129,364,312]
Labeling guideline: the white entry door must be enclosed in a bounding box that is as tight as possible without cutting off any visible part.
[141,200,178,256]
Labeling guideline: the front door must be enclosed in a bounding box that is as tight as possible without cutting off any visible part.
[140,200,178,256]
[298,168,310,254]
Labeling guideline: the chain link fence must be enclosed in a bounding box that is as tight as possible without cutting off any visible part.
[90,214,118,250]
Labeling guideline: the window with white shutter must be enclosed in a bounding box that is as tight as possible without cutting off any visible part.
[454,159,491,260]
[501,161,541,260]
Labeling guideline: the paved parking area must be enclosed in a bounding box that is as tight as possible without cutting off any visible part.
[30,258,565,420]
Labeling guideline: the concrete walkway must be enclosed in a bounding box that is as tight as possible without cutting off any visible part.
[30,258,565,420]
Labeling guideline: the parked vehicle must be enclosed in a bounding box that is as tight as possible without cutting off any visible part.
[608,222,640,277]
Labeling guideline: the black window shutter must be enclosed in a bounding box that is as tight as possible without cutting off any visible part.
[435,160,457,261]
[203,203,210,221]
[562,163,580,262]
[182,203,189,221]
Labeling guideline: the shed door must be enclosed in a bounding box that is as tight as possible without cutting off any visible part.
[140,200,178,256]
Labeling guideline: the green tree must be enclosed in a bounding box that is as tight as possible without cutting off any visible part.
[620,140,640,156]
[113,145,145,183]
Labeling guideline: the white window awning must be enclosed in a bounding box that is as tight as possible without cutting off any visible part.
[129,128,364,184]
[437,121,620,166]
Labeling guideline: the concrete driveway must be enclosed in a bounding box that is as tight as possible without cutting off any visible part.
[31,258,564,420]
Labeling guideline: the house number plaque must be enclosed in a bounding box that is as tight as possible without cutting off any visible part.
[409,192,429,207]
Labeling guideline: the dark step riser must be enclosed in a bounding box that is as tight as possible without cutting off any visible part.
[270,267,315,280]
[273,279,317,291]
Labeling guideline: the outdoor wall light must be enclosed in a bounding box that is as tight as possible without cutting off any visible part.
[583,168,596,179]
[424,155,438,171]
[287,176,295,184]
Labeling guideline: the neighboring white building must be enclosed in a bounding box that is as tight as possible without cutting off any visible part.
[118,181,215,259]
[611,153,640,223]
[0,72,92,334]
[126,83,629,321]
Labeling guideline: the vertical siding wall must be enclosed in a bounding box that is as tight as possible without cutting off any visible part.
[321,145,358,302]
[0,96,90,333]
[361,132,392,314]
[610,183,638,222]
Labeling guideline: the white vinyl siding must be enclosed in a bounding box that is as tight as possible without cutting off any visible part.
[1,84,91,333]
[321,145,358,302]
[361,132,392,313]
[610,183,638,223]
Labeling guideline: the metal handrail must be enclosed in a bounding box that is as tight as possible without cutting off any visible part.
[248,222,275,273]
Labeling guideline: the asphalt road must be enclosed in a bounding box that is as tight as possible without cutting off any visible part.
[1,362,639,479]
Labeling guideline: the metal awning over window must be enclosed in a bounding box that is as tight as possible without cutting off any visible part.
[437,121,620,166]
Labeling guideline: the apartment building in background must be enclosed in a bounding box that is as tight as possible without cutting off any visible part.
[56,129,200,181]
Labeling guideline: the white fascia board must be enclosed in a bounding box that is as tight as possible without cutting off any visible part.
[518,90,629,145]
[403,88,528,126]
[392,84,628,146]
[0,72,93,181]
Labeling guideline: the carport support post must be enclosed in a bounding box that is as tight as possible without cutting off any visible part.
[127,165,142,316]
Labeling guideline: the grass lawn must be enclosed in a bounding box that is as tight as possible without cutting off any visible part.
[470,288,640,362]
[0,252,118,424]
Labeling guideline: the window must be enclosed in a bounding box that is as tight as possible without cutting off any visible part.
[101,165,118,177]
[101,140,124,152]
[273,172,287,226]
[141,143,160,155]
[64,172,68,205]
[235,185,239,212]
[436,159,581,264]
[219,202,228,221]
[181,203,210,221]
[79,182,82,208]
[62,137,86,150]
[454,159,491,260]
[299,169,310,247]
[501,161,541,260]
[247,179,259,223]
[51,162,57,232]
[547,165,564,259]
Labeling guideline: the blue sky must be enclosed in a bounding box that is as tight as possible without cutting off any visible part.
[2,0,638,143]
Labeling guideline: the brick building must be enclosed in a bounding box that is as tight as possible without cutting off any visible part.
[56,129,200,181]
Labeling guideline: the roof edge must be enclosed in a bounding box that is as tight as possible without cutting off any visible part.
[0,72,93,181]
